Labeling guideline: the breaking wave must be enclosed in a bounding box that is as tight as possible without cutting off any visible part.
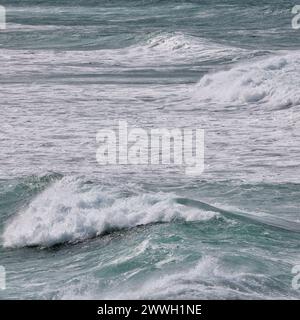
[194,52,300,109]
[124,33,250,65]
[0,33,252,77]
[2,177,218,248]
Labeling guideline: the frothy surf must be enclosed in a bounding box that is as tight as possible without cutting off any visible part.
[3,176,299,249]
[57,255,290,300]
[0,33,251,78]
[2,177,218,248]
[194,52,300,109]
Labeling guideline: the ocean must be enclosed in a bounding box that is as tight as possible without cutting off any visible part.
[0,0,300,299]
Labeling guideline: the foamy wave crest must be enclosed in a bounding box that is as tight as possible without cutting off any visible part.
[123,33,248,65]
[194,52,300,109]
[0,33,249,76]
[139,33,245,59]
[2,177,218,248]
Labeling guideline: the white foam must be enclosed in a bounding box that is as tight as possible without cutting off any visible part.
[58,256,278,300]
[0,33,248,77]
[194,52,300,109]
[125,33,246,65]
[2,177,218,248]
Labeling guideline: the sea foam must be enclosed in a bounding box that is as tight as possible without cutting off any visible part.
[2,177,218,248]
[194,52,300,109]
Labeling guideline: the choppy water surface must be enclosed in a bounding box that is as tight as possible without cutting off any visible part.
[0,0,299,299]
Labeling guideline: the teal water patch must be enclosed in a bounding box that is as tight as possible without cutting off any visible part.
[0,176,300,299]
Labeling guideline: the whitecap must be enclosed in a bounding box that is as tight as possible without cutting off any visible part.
[193,52,300,109]
[2,176,218,248]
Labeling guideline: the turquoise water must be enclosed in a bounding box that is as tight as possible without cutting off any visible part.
[0,0,300,299]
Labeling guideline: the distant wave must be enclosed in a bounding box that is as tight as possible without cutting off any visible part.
[0,33,252,73]
[125,33,249,65]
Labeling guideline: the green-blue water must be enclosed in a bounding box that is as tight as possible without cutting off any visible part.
[0,0,299,299]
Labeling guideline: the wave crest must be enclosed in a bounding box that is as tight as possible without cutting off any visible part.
[194,52,300,109]
[2,177,218,248]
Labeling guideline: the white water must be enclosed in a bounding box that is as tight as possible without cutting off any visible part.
[2,177,218,248]
[194,52,300,109]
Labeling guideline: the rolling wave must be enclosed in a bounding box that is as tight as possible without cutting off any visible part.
[0,33,252,79]
[1,176,218,248]
[2,175,299,249]
[194,52,300,109]
[176,198,300,233]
